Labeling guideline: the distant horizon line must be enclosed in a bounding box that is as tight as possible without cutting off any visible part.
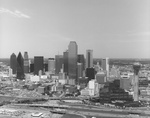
[0,57,150,60]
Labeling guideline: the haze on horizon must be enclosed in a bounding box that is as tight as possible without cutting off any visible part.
[0,0,150,58]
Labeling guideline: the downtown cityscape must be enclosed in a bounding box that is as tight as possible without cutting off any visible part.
[0,41,150,118]
[1,0,150,118]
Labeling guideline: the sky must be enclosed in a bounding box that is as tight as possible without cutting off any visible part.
[0,0,150,58]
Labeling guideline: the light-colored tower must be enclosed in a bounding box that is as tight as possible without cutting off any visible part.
[48,58,55,74]
[101,57,109,78]
[68,41,78,81]
[86,49,93,68]
[133,62,141,101]
[24,52,29,73]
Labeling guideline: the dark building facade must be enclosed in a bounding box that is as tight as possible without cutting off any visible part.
[68,41,78,81]
[55,55,63,74]
[17,52,24,79]
[24,52,29,73]
[63,51,68,75]
[34,56,44,75]
[86,50,93,69]
[77,54,85,71]
[85,68,95,81]
[10,53,17,74]
[99,80,133,104]
[30,63,34,73]
[44,63,48,72]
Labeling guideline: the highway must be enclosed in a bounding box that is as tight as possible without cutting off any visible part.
[10,103,150,118]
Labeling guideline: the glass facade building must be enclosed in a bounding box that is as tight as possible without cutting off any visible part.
[86,50,93,69]
[34,56,44,75]
[24,52,29,73]
[10,53,17,74]
[17,52,24,79]
[55,55,63,74]
[63,51,68,75]
[68,41,78,81]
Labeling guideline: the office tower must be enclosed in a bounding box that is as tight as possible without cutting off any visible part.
[17,52,24,79]
[95,71,106,84]
[133,62,141,101]
[77,63,83,80]
[55,55,63,74]
[77,54,85,71]
[24,52,29,73]
[86,50,93,69]
[10,53,17,74]
[48,58,55,74]
[30,63,34,73]
[68,41,78,81]
[34,56,44,75]
[86,68,95,81]
[63,50,68,75]
[44,63,48,72]
[101,58,109,78]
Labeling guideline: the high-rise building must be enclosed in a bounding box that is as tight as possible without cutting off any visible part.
[34,56,44,75]
[77,63,83,79]
[24,52,29,73]
[30,63,34,73]
[77,54,85,71]
[17,52,24,79]
[86,50,93,69]
[10,53,17,74]
[68,41,78,81]
[55,55,63,74]
[101,58,109,78]
[48,58,55,74]
[133,62,141,101]
[95,71,106,84]
[63,50,68,75]
[86,68,95,81]
[44,63,48,72]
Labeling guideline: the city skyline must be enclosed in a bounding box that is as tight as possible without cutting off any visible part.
[0,0,150,58]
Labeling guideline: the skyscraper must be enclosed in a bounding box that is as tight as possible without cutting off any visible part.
[77,63,83,79]
[86,68,95,81]
[77,54,85,71]
[24,52,29,73]
[63,50,68,75]
[101,58,109,78]
[17,52,24,79]
[10,53,17,74]
[34,56,44,75]
[86,50,93,69]
[68,41,78,81]
[55,55,63,74]
[48,58,55,74]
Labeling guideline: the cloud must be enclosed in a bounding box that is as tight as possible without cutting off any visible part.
[0,8,30,18]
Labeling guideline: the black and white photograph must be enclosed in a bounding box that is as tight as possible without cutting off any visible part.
[0,0,150,118]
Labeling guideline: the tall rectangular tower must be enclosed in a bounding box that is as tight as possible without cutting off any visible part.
[68,41,78,81]
[10,53,17,74]
[17,52,24,79]
[86,50,93,69]
[55,55,63,74]
[77,54,85,71]
[34,56,44,75]
[24,52,29,73]
[101,58,109,78]
[48,58,55,74]
[63,50,68,75]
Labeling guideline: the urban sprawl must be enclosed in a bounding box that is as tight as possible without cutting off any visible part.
[0,41,150,118]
